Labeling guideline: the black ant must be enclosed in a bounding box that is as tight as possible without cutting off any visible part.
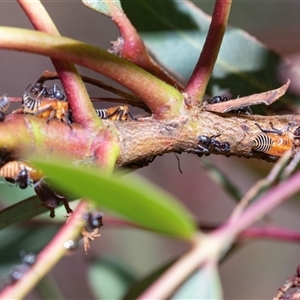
[192,134,230,157]
[206,95,229,104]
[29,82,66,100]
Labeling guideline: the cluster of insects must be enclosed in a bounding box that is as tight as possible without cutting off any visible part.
[0,81,137,215]
[205,95,300,159]
[12,83,72,128]
[252,122,300,158]
[10,82,135,125]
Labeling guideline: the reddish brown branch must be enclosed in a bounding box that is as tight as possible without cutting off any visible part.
[17,1,101,128]
[38,70,150,112]
[0,27,183,120]
[0,200,88,299]
[184,0,232,103]
[82,1,182,89]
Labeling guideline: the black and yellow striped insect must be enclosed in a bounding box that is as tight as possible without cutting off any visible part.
[95,106,135,121]
[13,85,71,127]
[252,122,295,157]
[0,94,10,121]
[0,160,43,189]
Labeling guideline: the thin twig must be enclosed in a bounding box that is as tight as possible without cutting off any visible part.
[82,1,182,89]
[0,27,183,120]
[229,150,292,223]
[38,70,150,112]
[239,226,300,242]
[184,0,232,103]
[17,0,101,128]
[200,157,243,201]
[139,169,300,299]
[0,200,88,299]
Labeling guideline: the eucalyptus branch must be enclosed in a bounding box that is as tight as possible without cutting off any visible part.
[240,226,300,243]
[82,0,182,89]
[184,0,232,103]
[229,150,292,223]
[139,169,300,299]
[2,105,300,169]
[0,115,119,170]
[38,70,150,111]
[220,170,300,241]
[18,0,100,128]
[0,27,183,120]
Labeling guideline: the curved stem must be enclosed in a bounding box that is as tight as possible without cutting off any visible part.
[0,114,119,171]
[138,233,224,299]
[139,169,300,299]
[0,27,183,120]
[184,0,232,104]
[0,200,88,300]
[17,1,101,128]
[222,171,300,239]
[38,70,149,111]
[82,1,182,89]
[240,226,300,242]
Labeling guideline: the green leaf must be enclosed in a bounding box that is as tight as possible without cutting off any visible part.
[0,226,59,264]
[33,160,197,239]
[82,0,122,17]
[122,0,298,112]
[0,196,48,230]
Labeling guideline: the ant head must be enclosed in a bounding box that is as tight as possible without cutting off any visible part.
[198,135,211,145]
[17,168,29,189]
